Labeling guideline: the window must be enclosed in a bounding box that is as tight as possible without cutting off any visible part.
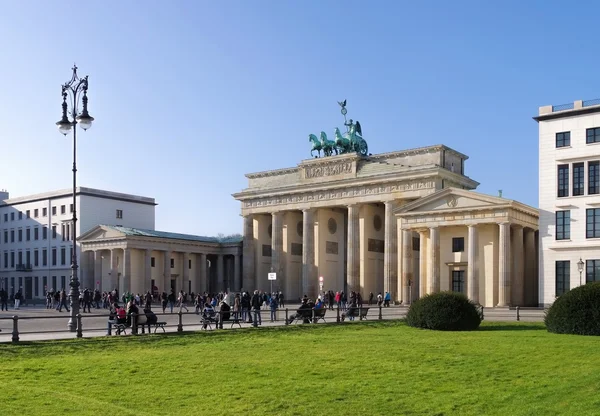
[18,212,22,220]
[70,204,73,213]
[34,250,38,267]
[573,162,584,196]
[10,252,14,267]
[43,276,47,292]
[34,277,39,297]
[25,228,30,241]
[52,226,57,239]
[60,205,66,214]
[3,213,7,222]
[52,276,56,290]
[151,257,155,267]
[116,209,123,219]
[62,224,65,241]
[557,164,569,197]
[18,229,22,242]
[170,258,175,268]
[586,259,600,283]
[556,211,570,240]
[52,206,56,216]
[26,251,30,266]
[587,127,600,144]
[42,207,47,217]
[43,226,47,240]
[590,161,600,195]
[34,227,39,240]
[3,230,6,243]
[10,230,14,243]
[3,253,7,269]
[452,237,465,252]
[34,209,38,218]
[587,209,600,238]
[51,248,56,266]
[10,212,14,221]
[60,248,66,265]
[61,276,66,290]
[66,224,70,241]
[452,270,465,293]
[42,249,47,267]
[18,251,22,265]
[26,210,30,219]
[556,131,570,148]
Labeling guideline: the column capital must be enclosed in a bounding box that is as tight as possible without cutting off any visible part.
[384,200,397,209]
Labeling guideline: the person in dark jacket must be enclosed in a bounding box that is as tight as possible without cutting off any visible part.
[251,290,262,325]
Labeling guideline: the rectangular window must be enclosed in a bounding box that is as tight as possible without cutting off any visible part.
[66,224,70,241]
[25,251,30,266]
[52,248,57,266]
[558,164,569,197]
[43,276,47,292]
[573,162,585,196]
[34,227,39,240]
[556,211,570,240]
[60,248,66,265]
[452,270,465,293]
[452,237,465,252]
[43,226,47,240]
[590,161,600,195]
[61,276,66,290]
[34,277,39,297]
[556,131,571,148]
[3,253,7,269]
[170,258,175,268]
[10,230,14,243]
[42,207,47,217]
[10,252,14,267]
[587,127,600,144]
[3,230,6,243]
[52,206,56,216]
[60,205,65,214]
[61,224,65,241]
[42,249,47,266]
[18,251,22,265]
[34,209,38,218]
[3,213,7,222]
[586,259,600,283]
[587,209,600,238]
[151,257,155,267]
[18,212,22,220]
[10,212,14,221]
[26,210,30,219]
[25,228,30,241]
[34,250,38,267]
[70,204,73,213]
[52,226,57,239]
[52,276,56,291]
[116,209,123,219]
[18,229,22,242]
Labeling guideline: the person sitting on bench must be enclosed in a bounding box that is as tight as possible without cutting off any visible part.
[341,301,358,322]
[219,301,231,321]
[202,302,217,329]
[286,298,314,324]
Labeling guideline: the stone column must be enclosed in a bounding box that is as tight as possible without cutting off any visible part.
[512,225,524,306]
[302,209,315,296]
[144,249,152,293]
[497,222,511,307]
[242,215,256,291]
[467,225,479,303]
[234,254,242,291]
[163,250,171,292]
[383,201,398,300]
[419,230,428,298]
[401,229,413,304]
[182,252,190,294]
[122,248,131,294]
[347,205,360,295]
[427,227,440,293]
[271,212,284,281]
[217,254,224,292]
[110,248,119,292]
[198,253,207,293]
[524,228,536,305]
[94,250,103,290]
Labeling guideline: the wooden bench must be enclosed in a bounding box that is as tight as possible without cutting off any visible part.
[313,308,327,323]
[149,321,167,333]
[342,307,369,322]
[200,314,218,330]
[108,320,128,335]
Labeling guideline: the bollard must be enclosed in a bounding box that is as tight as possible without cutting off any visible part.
[12,316,19,343]
[311,308,316,324]
[107,321,112,336]
[177,311,183,332]
[336,305,340,323]
[378,304,383,320]
[516,306,520,321]
[285,308,289,326]
[132,313,138,335]
[76,313,83,338]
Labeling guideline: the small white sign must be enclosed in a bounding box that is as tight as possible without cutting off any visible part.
[268,272,277,281]
[319,276,324,282]
[319,282,324,289]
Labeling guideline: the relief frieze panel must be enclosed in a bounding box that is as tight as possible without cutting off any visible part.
[304,162,354,179]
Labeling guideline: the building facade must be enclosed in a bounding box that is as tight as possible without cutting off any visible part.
[536,99,600,306]
[0,187,155,298]
[234,145,539,306]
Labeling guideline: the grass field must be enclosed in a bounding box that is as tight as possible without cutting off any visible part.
[1,321,599,416]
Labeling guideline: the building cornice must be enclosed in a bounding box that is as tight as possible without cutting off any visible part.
[0,187,157,207]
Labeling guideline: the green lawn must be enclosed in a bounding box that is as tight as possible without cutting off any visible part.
[1,321,599,415]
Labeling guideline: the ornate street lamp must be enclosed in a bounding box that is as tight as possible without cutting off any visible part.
[56,64,94,332]
[578,258,584,286]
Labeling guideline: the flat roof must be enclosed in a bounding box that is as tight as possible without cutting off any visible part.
[0,187,157,207]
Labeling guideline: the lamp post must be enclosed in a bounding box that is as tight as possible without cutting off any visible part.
[56,65,94,332]
[578,258,584,286]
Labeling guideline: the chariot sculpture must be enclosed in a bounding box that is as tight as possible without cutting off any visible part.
[308,100,369,158]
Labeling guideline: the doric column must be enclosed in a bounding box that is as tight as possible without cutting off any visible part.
[94,250,103,291]
[467,225,479,303]
[110,248,119,292]
[419,230,428,298]
[271,212,284,281]
[242,215,256,291]
[383,201,398,300]
[347,205,360,295]
[182,252,190,294]
[163,250,171,292]
[512,225,524,306]
[217,254,224,292]
[497,222,511,307]
[122,248,131,294]
[198,253,207,293]
[302,209,315,296]
[427,227,440,293]
[524,228,536,305]
[234,254,242,291]
[144,249,152,293]
[401,229,413,304]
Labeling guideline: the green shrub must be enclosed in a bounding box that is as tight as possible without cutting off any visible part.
[406,292,481,331]
[545,282,600,335]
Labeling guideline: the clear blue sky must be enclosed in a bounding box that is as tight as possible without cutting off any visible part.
[1,1,599,236]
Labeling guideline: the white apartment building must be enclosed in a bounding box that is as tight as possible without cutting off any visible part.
[536,98,600,306]
[0,187,156,299]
